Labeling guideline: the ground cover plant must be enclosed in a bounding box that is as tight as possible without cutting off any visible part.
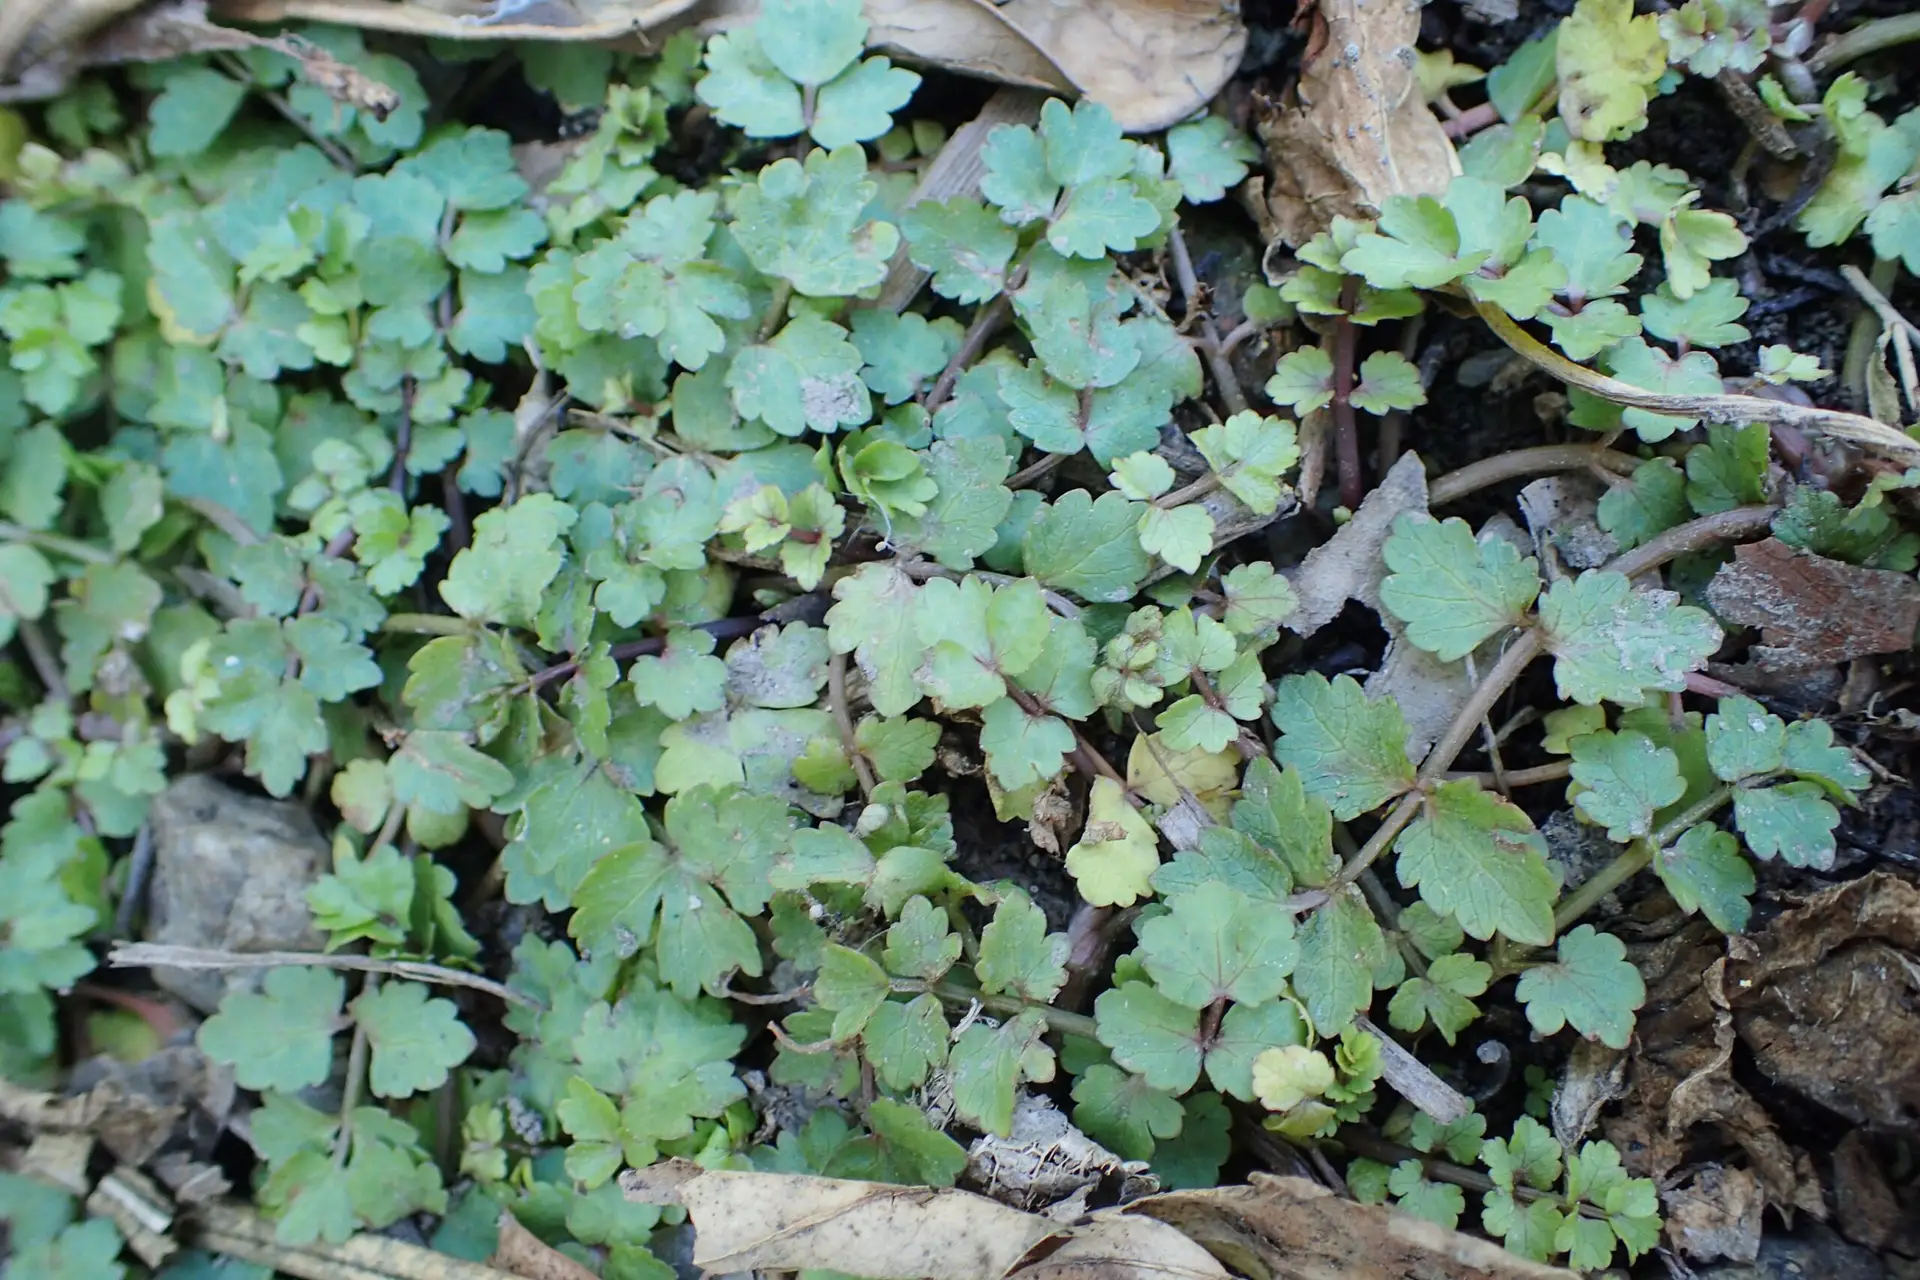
[2,0,1919,1275]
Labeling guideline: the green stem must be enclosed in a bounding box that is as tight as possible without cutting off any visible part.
[0,522,116,565]
[757,278,793,343]
[1809,10,1920,71]
[919,980,1100,1041]
[379,612,475,637]
[335,980,375,1166]
[1550,785,1735,934]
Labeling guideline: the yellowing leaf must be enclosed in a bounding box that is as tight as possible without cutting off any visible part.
[1127,732,1239,817]
[1064,775,1159,907]
[1557,0,1667,143]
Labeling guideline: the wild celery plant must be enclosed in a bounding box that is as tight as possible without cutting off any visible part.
[0,0,1896,1273]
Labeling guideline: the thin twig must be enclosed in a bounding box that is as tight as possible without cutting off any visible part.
[1440,102,1500,139]
[335,986,373,1164]
[1168,224,1248,417]
[192,1198,529,1280]
[107,943,538,1009]
[925,290,1013,412]
[1428,444,1642,507]
[829,651,876,797]
[1475,298,1920,465]
[1442,761,1571,788]
[1152,471,1223,509]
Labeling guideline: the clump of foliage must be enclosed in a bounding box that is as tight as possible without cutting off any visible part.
[0,0,1906,1274]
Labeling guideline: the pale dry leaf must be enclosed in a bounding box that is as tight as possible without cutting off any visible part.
[866,0,1069,96]
[1011,1211,1229,1280]
[1129,1174,1577,1280]
[967,1092,1149,1214]
[1705,537,1920,672]
[952,0,1247,133]
[1367,637,1470,759]
[1517,474,1616,573]
[1253,0,1459,247]
[879,87,1050,313]
[1548,1037,1628,1151]
[709,0,1245,132]
[491,1208,600,1280]
[622,1158,1061,1279]
[1285,450,1430,638]
[210,0,693,42]
[1356,1013,1471,1124]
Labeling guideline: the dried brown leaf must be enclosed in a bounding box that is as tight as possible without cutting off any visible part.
[1705,537,1920,672]
[1013,1212,1229,1280]
[622,1158,1060,1279]
[1253,0,1458,247]
[490,1208,600,1280]
[1603,935,1824,1221]
[1831,1131,1919,1254]
[1129,1174,1576,1280]
[1726,871,1920,1136]
[1661,1165,1763,1264]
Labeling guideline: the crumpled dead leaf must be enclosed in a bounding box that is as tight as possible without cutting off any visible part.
[1661,1165,1764,1264]
[1252,0,1458,248]
[1726,871,1920,1136]
[1705,537,1920,673]
[1128,1174,1575,1280]
[1602,926,1826,1224]
[1831,1130,1919,1255]
[489,1208,601,1280]
[959,1091,1154,1217]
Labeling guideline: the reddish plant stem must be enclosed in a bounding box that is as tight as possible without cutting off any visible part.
[1441,101,1501,139]
[1331,279,1363,510]
[829,651,877,797]
[1008,685,1124,785]
[925,282,1018,412]
[525,614,767,691]
[441,470,470,554]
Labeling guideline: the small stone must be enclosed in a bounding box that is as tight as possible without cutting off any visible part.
[144,774,329,1013]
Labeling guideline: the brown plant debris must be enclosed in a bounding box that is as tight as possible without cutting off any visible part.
[1726,871,1920,1136]
[1128,1174,1577,1280]
[1252,0,1457,248]
[1705,537,1920,672]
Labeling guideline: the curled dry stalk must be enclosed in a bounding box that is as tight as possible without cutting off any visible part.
[1473,298,1920,467]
